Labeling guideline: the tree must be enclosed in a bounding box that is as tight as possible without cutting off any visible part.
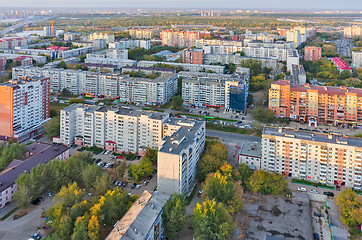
[117,159,128,178]
[82,164,103,190]
[55,182,85,207]
[246,170,288,195]
[71,215,89,240]
[171,95,183,110]
[93,174,111,196]
[238,163,254,187]
[88,215,100,240]
[336,189,362,228]
[58,61,67,69]
[0,142,25,171]
[252,106,275,123]
[61,88,72,97]
[128,157,153,181]
[44,117,60,140]
[340,70,352,80]
[162,194,187,240]
[193,199,235,240]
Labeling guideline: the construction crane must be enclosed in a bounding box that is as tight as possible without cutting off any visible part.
[46,20,54,28]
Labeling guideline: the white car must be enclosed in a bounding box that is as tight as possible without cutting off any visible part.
[298,187,307,192]
[310,189,319,194]
[135,184,141,189]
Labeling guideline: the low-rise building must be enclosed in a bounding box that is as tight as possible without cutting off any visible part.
[262,127,362,189]
[331,57,352,73]
[286,49,300,71]
[158,118,205,196]
[238,141,262,170]
[105,190,170,240]
[0,143,70,209]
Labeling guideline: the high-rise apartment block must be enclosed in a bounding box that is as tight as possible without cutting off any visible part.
[0,76,50,142]
[12,67,177,104]
[182,48,204,64]
[129,27,162,39]
[304,46,322,61]
[286,30,301,47]
[161,30,204,47]
[44,26,57,37]
[158,118,205,196]
[0,37,28,49]
[89,32,115,44]
[262,127,362,189]
[269,80,362,127]
[343,26,362,38]
[352,51,362,68]
[0,57,6,72]
[180,71,249,111]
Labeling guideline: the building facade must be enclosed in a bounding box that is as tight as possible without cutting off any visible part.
[262,127,362,189]
[158,118,206,196]
[344,26,362,38]
[0,76,50,142]
[182,48,204,64]
[0,37,28,50]
[304,46,322,61]
[352,51,362,68]
[269,80,362,127]
[129,27,162,39]
[161,30,201,48]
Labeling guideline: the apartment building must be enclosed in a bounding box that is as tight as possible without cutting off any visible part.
[0,53,46,64]
[203,45,288,61]
[182,48,204,64]
[195,39,243,48]
[60,104,205,177]
[109,40,151,50]
[0,76,50,142]
[13,56,32,67]
[122,66,176,75]
[262,127,362,189]
[304,46,322,61]
[12,67,176,103]
[181,71,249,111]
[343,26,362,38]
[58,46,94,59]
[0,37,28,50]
[286,30,301,47]
[137,60,225,74]
[246,41,295,49]
[88,32,115,44]
[87,49,128,60]
[269,80,362,127]
[286,49,300,71]
[238,141,262,170]
[129,27,162,39]
[0,57,6,72]
[0,143,70,209]
[352,51,362,68]
[204,54,279,70]
[158,118,206,196]
[84,58,136,69]
[64,32,76,41]
[161,30,201,48]
[106,190,170,240]
[284,64,306,85]
[44,26,56,37]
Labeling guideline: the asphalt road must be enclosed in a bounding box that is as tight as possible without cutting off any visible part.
[206,129,261,143]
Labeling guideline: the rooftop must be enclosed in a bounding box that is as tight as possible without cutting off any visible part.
[240,141,262,158]
[0,76,48,87]
[263,127,362,148]
[332,57,352,70]
[0,143,69,193]
[105,190,170,240]
[122,66,176,73]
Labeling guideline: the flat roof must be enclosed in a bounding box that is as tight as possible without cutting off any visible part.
[240,141,262,158]
[106,190,170,240]
[263,127,362,148]
[0,143,69,192]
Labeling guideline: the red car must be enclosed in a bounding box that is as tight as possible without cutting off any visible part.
[117,156,124,159]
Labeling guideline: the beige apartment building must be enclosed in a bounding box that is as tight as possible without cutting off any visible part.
[262,127,362,190]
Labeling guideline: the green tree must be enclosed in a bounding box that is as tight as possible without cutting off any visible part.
[171,95,183,110]
[0,143,25,171]
[246,170,288,195]
[340,70,352,80]
[252,106,275,123]
[193,199,235,240]
[93,174,111,196]
[58,61,67,69]
[44,117,60,140]
[128,157,153,181]
[71,215,89,240]
[82,164,103,190]
[162,194,187,240]
[336,189,362,228]
[117,159,128,178]
[238,163,254,186]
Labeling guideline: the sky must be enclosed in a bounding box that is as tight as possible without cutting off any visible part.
[1,0,361,9]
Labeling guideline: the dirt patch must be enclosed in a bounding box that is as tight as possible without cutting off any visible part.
[257,225,266,231]
[257,205,267,212]
[271,206,282,217]
[13,205,36,220]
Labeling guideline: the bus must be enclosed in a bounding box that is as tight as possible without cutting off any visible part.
[204,116,215,121]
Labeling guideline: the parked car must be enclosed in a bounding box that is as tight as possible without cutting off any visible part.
[314,212,324,217]
[100,162,106,167]
[297,187,307,192]
[131,183,136,189]
[310,189,319,194]
[323,191,334,197]
[118,181,124,187]
[153,169,157,174]
[47,192,53,197]
[100,150,106,154]
[313,233,320,240]
[31,198,43,206]
[143,181,148,186]
[97,162,103,167]
[122,182,128,187]
[95,159,101,164]
[30,233,42,240]
[147,175,153,180]
[113,181,119,186]
[128,192,134,196]
[135,184,141,189]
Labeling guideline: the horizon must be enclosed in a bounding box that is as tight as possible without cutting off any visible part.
[1,0,362,10]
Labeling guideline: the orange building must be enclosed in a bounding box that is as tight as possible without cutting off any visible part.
[269,80,362,127]
[182,48,204,64]
[0,76,50,142]
[161,30,202,47]
[304,46,322,61]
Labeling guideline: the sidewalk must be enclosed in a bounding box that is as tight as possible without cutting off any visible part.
[0,201,18,220]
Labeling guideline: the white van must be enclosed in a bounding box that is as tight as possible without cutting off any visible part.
[297,187,307,192]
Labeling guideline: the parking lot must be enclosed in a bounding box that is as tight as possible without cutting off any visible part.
[235,193,313,240]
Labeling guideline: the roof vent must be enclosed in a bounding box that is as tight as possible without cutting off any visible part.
[169,147,173,152]
[133,228,138,234]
